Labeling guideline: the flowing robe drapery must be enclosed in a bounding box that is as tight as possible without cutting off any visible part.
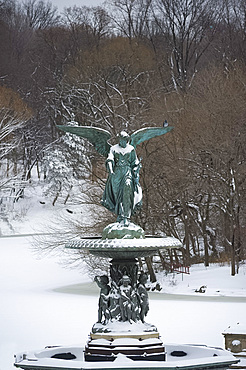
[101,143,142,221]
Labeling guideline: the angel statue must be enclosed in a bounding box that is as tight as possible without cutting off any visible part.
[57,124,173,226]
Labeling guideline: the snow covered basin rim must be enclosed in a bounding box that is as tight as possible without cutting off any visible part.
[66,236,182,250]
[14,343,238,369]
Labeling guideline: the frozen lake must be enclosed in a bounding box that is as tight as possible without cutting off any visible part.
[0,236,245,370]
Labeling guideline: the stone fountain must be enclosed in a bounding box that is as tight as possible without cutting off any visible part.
[68,227,182,363]
[14,125,239,370]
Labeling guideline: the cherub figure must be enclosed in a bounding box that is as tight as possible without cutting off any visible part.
[119,275,136,323]
[94,275,111,324]
[57,124,173,226]
[137,272,149,323]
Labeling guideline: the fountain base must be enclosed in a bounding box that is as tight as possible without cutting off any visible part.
[14,343,239,370]
[85,322,165,362]
[85,335,166,362]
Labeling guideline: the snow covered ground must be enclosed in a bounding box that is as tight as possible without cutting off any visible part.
[1,235,246,370]
[156,262,246,297]
[0,187,246,370]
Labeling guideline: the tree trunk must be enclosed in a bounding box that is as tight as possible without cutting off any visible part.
[144,257,156,283]
[158,250,166,270]
[203,223,209,267]
[184,216,190,266]
[52,182,62,206]
[231,226,236,276]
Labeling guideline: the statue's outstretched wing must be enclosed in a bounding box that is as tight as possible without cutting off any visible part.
[130,126,173,148]
[57,125,112,157]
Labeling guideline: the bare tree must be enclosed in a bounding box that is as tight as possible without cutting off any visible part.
[62,5,110,50]
[150,0,222,90]
[107,0,152,39]
[49,37,162,134]
[0,108,27,161]
[22,0,59,29]
[215,0,246,64]
[0,85,31,162]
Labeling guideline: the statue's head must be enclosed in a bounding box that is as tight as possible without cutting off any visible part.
[118,131,130,148]
[139,272,148,284]
[100,275,109,284]
[121,274,131,286]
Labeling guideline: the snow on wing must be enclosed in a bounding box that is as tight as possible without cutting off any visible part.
[57,125,112,157]
[130,126,174,148]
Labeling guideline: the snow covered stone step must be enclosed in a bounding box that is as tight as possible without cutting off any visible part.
[87,337,164,347]
[84,336,166,362]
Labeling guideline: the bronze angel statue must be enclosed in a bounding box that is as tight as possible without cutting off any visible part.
[57,124,173,226]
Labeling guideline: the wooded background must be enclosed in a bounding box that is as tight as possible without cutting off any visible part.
[1,0,246,277]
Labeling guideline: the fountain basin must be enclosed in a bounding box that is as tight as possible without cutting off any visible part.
[14,343,239,370]
[67,236,182,259]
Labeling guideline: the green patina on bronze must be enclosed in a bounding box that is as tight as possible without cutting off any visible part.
[102,222,145,239]
[57,124,173,229]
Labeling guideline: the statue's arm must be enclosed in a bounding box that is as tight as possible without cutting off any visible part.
[107,161,114,174]
[130,149,141,187]
[128,147,138,169]
[105,147,115,174]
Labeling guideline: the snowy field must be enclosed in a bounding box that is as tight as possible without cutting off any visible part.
[0,189,246,370]
[1,235,246,370]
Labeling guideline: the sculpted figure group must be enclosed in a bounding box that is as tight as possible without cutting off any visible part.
[94,272,149,324]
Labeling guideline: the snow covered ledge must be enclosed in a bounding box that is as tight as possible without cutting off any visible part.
[222,323,246,368]
[14,343,239,370]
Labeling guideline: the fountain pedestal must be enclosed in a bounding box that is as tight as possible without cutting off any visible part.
[67,223,182,362]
